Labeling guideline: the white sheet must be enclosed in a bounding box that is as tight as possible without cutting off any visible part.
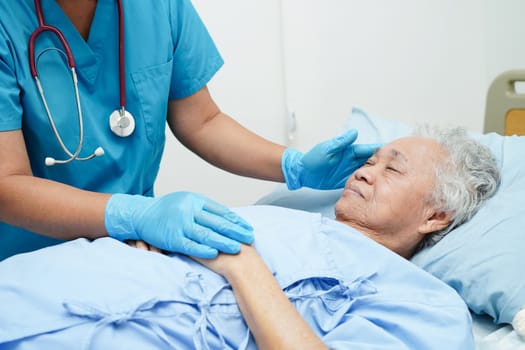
[473,313,525,349]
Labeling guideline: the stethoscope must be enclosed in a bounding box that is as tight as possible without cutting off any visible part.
[28,0,135,166]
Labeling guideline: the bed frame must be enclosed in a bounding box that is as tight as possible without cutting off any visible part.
[484,70,525,136]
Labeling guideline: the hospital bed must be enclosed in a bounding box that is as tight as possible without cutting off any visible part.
[0,72,524,349]
[256,69,525,350]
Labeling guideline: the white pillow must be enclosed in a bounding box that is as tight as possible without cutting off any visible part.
[412,132,525,333]
[340,106,412,144]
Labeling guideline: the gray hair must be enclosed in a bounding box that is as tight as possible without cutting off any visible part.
[413,125,500,252]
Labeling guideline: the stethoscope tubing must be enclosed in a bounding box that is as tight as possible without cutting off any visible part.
[117,0,125,109]
[29,25,76,76]
[34,64,88,161]
[28,0,130,165]
[29,0,125,96]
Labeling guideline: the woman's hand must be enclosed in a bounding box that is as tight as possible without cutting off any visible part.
[126,240,164,253]
[281,129,380,190]
[105,192,254,259]
[191,245,327,350]
[193,243,255,276]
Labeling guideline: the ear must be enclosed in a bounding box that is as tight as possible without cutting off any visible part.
[417,210,453,235]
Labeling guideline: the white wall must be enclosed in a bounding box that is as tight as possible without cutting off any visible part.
[155,0,287,206]
[481,0,525,84]
[281,0,487,151]
[155,0,525,206]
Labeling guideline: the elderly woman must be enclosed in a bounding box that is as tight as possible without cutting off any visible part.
[0,127,499,350]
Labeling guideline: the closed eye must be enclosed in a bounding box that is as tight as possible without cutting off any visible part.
[365,157,376,166]
[386,166,399,173]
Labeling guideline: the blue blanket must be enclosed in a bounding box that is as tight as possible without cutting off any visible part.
[0,205,474,349]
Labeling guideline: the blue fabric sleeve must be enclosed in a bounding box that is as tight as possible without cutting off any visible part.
[0,24,22,131]
[168,0,224,99]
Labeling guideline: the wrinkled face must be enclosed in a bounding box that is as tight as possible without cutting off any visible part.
[335,137,447,253]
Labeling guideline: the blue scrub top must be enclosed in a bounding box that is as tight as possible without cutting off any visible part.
[0,0,224,259]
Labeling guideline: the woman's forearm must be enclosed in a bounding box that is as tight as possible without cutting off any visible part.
[223,247,327,350]
[0,129,110,240]
[167,87,286,183]
[0,174,110,240]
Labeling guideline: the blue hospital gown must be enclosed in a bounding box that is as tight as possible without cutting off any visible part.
[0,206,474,349]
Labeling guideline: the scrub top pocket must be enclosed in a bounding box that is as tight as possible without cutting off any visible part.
[131,59,173,144]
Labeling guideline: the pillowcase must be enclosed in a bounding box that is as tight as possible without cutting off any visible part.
[257,106,525,335]
[339,106,412,144]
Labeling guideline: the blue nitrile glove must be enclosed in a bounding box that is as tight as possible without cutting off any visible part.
[281,129,380,190]
[104,192,254,258]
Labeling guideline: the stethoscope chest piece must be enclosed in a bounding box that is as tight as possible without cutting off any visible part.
[109,109,135,137]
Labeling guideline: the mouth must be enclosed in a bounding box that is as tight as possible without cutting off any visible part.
[345,184,364,198]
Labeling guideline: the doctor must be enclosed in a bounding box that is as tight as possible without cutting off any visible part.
[0,0,376,260]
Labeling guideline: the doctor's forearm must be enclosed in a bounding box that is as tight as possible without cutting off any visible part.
[181,112,287,182]
[0,175,109,240]
[168,88,287,183]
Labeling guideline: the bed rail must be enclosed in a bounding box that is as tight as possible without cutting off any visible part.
[484,70,525,136]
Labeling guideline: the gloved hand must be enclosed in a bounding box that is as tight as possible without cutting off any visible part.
[281,129,380,190]
[105,192,254,258]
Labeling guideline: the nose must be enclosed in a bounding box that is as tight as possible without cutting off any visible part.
[354,165,375,184]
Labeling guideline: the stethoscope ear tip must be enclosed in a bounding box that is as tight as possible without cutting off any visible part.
[94,147,105,157]
[44,146,104,166]
[45,157,56,167]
